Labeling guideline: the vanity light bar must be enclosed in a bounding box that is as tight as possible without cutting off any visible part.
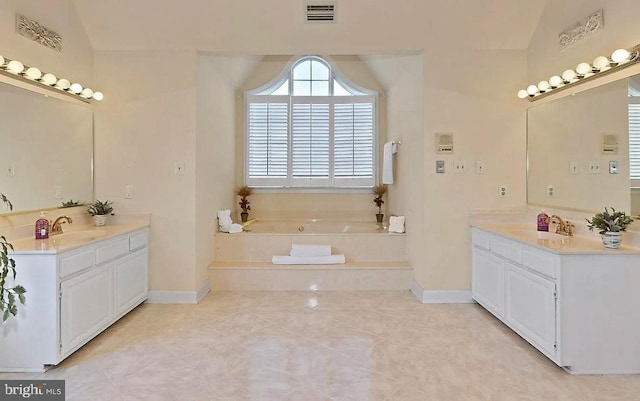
[517,44,640,101]
[0,53,103,102]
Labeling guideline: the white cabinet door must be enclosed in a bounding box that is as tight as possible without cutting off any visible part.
[472,248,504,318]
[114,249,148,318]
[505,264,557,358]
[60,263,113,355]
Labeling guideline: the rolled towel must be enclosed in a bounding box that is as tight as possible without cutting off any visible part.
[272,255,346,265]
[389,215,406,233]
[290,244,332,257]
[227,223,243,234]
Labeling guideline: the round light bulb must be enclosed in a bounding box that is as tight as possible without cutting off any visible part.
[41,73,57,85]
[80,88,94,98]
[7,60,24,74]
[69,83,82,93]
[549,75,563,88]
[527,85,539,96]
[55,78,70,90]
[538,80,551,92]
[562,69,577,82]
[612,48,631,64]
[92,91,104,101]
[517,89,528,99]
[25,67,42,80]
[576,62,591,76]
[592,56,610,71]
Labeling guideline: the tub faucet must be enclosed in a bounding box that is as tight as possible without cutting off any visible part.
[51,215,73,235]
[550,215,574,236]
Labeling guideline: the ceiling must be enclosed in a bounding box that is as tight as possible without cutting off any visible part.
[72,0,548,52]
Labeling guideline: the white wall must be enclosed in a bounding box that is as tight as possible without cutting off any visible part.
[93,51,198,292]
[0,0,93,84]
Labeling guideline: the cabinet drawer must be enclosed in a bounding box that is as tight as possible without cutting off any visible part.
[129,231,148,251]
[60,250,95,279]
[96,238,129,265]
[490,238,521,264]
[522,249,557,278]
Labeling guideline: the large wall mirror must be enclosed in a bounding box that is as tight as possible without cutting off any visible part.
[527,75,640,215]
[0,81,93,214]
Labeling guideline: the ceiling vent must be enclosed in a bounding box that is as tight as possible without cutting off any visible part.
[306,4,336,23]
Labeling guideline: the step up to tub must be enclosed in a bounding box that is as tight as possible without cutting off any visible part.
[208,261,412,290]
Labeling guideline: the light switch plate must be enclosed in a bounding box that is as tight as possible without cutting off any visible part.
[475,161,486,174]
[589,161,601,174]
[125,186,134,199]
[609,161,619,174]
[569,161,579,174]
[436,160,445,173]
[454,160,466,174]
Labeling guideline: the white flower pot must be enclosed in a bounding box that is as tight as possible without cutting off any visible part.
[93,215,108,227]
[601,232,622,249]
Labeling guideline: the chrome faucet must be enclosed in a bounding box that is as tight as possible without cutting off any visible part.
[550,215,574,236]
[51,215,73,235]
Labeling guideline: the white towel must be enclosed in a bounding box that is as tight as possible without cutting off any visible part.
[217,209,243,233]
[382,141,394,184]
[389,215,406,233]
[272,255,346,265]
[290,244,332,257]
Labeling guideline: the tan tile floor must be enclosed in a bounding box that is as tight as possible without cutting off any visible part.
[2,291,640,400]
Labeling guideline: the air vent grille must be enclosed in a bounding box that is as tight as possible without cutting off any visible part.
[306,4,335,22]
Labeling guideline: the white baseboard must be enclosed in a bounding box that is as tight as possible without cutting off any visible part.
[146,281,211,304]
[410,280,474,304]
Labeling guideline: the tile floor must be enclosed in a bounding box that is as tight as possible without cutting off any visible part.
[1,291,639,400]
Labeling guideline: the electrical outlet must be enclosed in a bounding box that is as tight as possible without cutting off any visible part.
[125,186,134,199]
[454,160,466,174]
[174,161,185,175]
[55,186,63,199]
[547,185,555,197]
[589,161,601,174]
[499,186,507,197]
[569,161,579,174]
[475,160,486,174]
[436,160,445,174]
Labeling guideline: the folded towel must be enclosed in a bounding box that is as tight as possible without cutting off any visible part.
[227,223,243,234]
[382,141,394,184]
[290,244,332,257]
[272,255,346,265]
[389,215,406,233]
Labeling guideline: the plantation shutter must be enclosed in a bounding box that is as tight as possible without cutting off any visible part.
[629,102,640,183]
[291,101,331,186]
[334,99,375,187]
[246,97,289,187]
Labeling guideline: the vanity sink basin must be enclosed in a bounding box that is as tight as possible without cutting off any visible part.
[510,230,570,243]
[53,230,108,241]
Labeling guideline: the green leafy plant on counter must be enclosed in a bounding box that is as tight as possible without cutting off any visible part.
[87,199,115,216]
[586,207,634,235]
[0,193,26,322]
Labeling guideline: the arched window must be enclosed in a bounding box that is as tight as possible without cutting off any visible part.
[245,56,377,188]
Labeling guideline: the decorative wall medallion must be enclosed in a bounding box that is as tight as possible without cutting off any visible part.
[16,14,62,53]
[558,9,603,51]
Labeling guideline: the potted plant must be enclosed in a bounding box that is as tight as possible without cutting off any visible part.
[87,199,114,226]
[372,184,387,224]
[0,193,26,321]
[586,207,634,249]
[236,186,253,222]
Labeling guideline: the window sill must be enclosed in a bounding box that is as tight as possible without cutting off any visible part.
[249,187,374,194]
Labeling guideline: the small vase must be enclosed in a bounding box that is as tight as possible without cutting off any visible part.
[376,213,384,224]
[93,215,108,227]
[241,212,249,223]
[601,232,622,249]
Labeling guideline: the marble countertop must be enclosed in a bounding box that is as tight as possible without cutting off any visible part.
[471,222,640,255]
[9,223,149,255]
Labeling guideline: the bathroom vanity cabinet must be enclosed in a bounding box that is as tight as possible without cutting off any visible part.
[471,226,640,374]
[0,227,149,372]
